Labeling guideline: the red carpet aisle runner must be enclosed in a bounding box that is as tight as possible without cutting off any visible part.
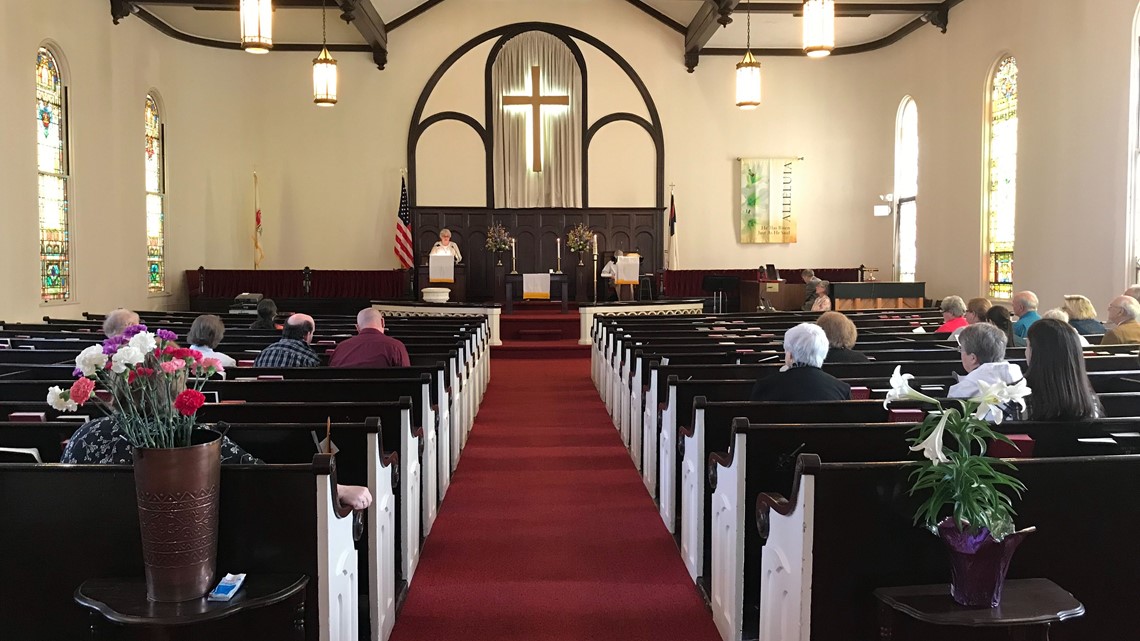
[389,358,721,641]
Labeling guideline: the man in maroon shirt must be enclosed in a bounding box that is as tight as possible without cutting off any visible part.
[329,308,410,368]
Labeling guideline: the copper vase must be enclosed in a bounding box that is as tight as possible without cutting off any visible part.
[133,429,222,602]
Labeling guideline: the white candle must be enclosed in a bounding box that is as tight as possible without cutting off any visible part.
[557,237,561,254]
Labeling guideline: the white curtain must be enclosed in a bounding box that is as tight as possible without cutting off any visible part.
[492,32,582,208]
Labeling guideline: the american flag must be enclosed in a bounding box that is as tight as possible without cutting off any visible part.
[394,178,414,269]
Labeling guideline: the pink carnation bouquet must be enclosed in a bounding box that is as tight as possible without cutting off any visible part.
[48,325,224,448]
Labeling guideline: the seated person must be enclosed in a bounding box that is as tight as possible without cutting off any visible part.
[600,251,622,301]
[253,314,320,368]
[1024,319,1102,420]
[750,323,851,401]
[430,228,462,263]
[102,308,140,339]
[986,305,1026,348]
[1061,294,1106,336]
[816,311,869,363]
[1127,284,1140,300]
[1102,295,1140,345]
[61,416,372,511]
[1040,308,1090,346]
[1011,290,1041,338]
[329,308,410,368]
[801,269,820,311]
[248,298,279,330]
[935,296,968,333]
[187,314,238,369]
[810,280,832,312]
[951,297,992,339]
[948,323,1024,419]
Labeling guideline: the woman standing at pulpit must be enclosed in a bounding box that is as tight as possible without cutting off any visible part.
[431,228,462,262]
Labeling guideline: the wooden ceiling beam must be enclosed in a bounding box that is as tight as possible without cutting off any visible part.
[684,0,740,73]
[622,0,687,35]
[736,2,945,15]
[131,0,329,7]
[336,0,388,70]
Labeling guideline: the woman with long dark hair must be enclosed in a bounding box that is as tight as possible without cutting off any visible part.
[1024,319,1102,420]
[986,306,1026,348]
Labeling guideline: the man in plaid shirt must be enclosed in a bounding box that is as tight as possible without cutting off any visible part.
[253,313,320,368]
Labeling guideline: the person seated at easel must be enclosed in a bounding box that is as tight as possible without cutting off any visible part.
[600,251,621,301]
[603,250,638,301]
[430,228,462,263]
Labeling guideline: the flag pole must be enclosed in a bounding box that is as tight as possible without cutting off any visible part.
[253,171,261,271]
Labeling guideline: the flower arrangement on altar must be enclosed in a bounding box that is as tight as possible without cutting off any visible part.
[566,223,593,252]
[885,366,1035,607]
[485,222,512,252]
[48,324,224,448]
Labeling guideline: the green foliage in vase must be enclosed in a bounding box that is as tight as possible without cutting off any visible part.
[886,367,1030,540]
[566,223,593,252]
[485,222,512,252]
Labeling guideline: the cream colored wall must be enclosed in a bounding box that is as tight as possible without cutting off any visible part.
[885,0,1139,313]
[242,0,898,273]
[4,0,1135,322]
[0,0,255,322]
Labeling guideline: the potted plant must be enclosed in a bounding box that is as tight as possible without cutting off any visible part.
[485,222,512,265]
[50,325,226,602]
[885,366,1035,607]
[567,223,593,266]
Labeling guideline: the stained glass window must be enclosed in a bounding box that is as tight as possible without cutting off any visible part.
[895,98,919,283]
[37,47,70,302]
[987,56,1018,300]
[145,94,165,293]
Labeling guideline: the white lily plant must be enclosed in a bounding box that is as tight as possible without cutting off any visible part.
[884,366,1032,540]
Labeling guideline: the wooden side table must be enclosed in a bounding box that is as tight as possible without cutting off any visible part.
[75,574,308,641]
[874,578,1084,641]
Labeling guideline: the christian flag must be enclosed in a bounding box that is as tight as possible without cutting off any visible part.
[394,178,414,269]
[667,193,680,270]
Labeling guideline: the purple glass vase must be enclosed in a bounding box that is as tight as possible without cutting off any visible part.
[937,519,1032,607]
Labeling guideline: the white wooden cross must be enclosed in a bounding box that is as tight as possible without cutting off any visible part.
[502,65,569,173]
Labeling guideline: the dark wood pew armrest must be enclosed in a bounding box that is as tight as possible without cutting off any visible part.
[755,454,822,542]
[413,427,425,457]
[707,417,750,490]
[384,452,400,490]
[312,453,355,521]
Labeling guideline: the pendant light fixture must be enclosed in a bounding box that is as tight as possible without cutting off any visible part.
[313,0,338,106]
[735,3,762,109]
[240,0,273,54]
[802,0,835,58]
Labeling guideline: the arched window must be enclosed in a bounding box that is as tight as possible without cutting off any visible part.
[986,56,1018,299]
[36,46,70,302]
[145,94,165,293]
[894,97,919,282]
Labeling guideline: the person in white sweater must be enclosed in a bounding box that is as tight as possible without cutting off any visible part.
[948,323,1023,421]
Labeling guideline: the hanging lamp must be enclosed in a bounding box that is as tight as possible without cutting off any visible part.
[240,0,273,54]
[802,0,835,58]
[735,4,761,109]
[313,0,338,106]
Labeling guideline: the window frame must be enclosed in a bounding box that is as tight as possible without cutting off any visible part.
[983,54,1019,301]
[145,92,168,296]
[36,44,74,306]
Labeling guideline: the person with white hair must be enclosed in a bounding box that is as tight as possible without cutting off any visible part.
[430,228,462,263]
[935,296,968,333]
[1040,308,1091,347]
[329,308,410,368]
[948,323,1024,420]
[102,308,140,338]
[1102,295,1140,345]
[1125,284,1140,301]
[749,323,851,401]
[1011,290,1040,339]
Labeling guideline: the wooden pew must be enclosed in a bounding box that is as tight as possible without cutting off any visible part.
[753,453,1140,641]
[0,454,361,641]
